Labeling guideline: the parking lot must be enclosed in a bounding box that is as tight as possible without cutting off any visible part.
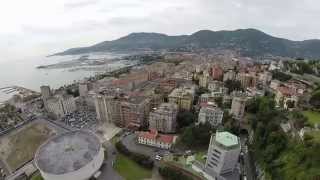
[61,110,97,130]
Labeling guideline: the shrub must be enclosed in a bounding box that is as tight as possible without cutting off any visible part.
[158,166,193,180]
[115,141,154,169]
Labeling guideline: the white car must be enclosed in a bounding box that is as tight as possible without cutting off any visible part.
[155,155,162,161]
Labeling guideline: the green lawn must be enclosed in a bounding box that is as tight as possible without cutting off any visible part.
[30,173,44,180]
[114,154,152,180]
[302,111,320,126]
[307,131,320,143]
[195,151,207,164]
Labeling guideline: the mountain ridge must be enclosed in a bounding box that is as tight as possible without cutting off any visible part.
[52,28,320,58]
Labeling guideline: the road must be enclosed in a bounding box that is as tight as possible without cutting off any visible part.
[98,141,123,180]
[240,135,256,180]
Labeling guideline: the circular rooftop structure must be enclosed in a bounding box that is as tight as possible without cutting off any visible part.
[35,131,104,180]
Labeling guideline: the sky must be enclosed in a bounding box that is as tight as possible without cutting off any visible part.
[1,0,319,62]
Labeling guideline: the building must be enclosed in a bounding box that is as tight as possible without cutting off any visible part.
[60,95,77,115]
[168,86,195,111]
[94,92,124,127]
[211,65,224,81]
[40,86,51,100]
[35,131,104,180]
[230,97,246,120]
[199,92,224,104]
[198,105,224,127]
[223,70,236,82]
[205,131,240,176]
[258,72,272,85]
[94,94,122,125]
[79,81,89,97]
[45,95,76,118]
[149,103,178,133]
[121,96,150,129]
[236,73,256,88]
[137,129,177,149]
[172,70,193,81]
[94,90,151,129]
[46,97,65,118]
[275,86,298,109]
[270,80,281,90]
[208,80,224,92]
[199,74,209,88]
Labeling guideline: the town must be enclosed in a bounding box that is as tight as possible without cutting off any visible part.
[1,52,320,180]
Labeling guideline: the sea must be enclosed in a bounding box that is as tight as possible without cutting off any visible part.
[0,52,126,103]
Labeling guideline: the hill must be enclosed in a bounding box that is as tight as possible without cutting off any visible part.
[53,28,320,58]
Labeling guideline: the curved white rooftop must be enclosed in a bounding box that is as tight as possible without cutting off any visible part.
[35,131,101,175]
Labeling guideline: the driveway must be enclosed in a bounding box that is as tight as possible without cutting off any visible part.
[98,141,123,180]
[240,134,256,180]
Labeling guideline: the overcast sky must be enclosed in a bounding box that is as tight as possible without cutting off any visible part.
[1,0,319,61]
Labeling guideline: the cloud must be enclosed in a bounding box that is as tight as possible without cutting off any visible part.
[1,0,320,61]
[64,0,99,9]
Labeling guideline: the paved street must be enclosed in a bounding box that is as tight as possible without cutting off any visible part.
[99,141,123,180]
[240,135,256,180]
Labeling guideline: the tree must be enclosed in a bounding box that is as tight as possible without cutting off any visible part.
[158,166,193,180]
[310,90,320,109]
[214,97,223,108]
[115,141,154,169]
[290,111,308,129]
[271,70,292,82]
[222,112,239,135]
[179,122,215,148]
[176,110,196,129]
[66,88,79,97]
[246,97,261,114]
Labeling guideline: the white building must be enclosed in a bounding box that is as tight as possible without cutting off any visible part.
[199,74,209,88]
[223,70,236,82]
[208,80,224,92]
[46,97,65,118]
[205,131,240,176]
[198,106,224,127]
[40,86,51,100]
[137,129,176,149]
[45,95,76,118]
[79,81,89,97]
[60,95,77,114]
[149,103,178,133]
[35,131,104,180]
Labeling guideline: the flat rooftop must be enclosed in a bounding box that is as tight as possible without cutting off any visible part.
[215,131,239,148]
[35,131,101,175]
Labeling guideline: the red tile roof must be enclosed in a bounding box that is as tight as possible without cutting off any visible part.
[278,86,296,96]
[138,129,175,144]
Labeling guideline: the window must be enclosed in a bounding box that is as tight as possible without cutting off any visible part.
[211,157,219,163]
[212,153,220,159]
[213,149,221,154]
[210,162,218,167]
